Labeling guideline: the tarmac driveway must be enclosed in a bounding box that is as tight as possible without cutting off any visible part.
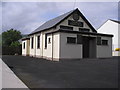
[2,55,119,88]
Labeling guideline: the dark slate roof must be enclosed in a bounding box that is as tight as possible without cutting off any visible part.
[110,19,120,24]
[30,9,75,35]
[29,8,96,35]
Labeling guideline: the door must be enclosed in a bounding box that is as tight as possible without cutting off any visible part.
[82,36,90,58]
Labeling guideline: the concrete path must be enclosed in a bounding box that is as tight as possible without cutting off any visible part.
[0,58,29,89]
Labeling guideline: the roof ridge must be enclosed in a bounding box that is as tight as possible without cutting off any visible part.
[46,9,75,22]
[109,19,120,24]
[29,8,96,35]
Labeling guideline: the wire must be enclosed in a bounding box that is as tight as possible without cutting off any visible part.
[73,0,76,10]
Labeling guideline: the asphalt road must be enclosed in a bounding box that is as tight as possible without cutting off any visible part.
[2,55,119,88]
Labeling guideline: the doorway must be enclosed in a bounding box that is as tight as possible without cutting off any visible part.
[82,36,96,58]
[82,37,89,58]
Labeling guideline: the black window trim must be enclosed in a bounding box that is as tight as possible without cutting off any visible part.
[45,34,47,49]
[37,35,40,49]
[77,35,82,44]
[48,37,51,44]
[67,37,76,44]
[60,25,73,31]
[31,37,34,49]
[97,37,101,45]
[68,20,84,27]
[23,42,25,49]
[79,28,90,32]
[102,39,108,46]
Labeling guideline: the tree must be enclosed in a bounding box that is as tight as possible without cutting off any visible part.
[10,41,21,47]
[2,29,22,46]
[2,29,22,55]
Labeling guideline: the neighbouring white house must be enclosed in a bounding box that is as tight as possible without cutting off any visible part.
[98,19,120,56]
[22,8,113,61]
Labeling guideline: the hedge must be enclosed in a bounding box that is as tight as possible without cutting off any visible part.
[2,45,22,55]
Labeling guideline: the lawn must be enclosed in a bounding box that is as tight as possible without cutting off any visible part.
[2,55,119,88]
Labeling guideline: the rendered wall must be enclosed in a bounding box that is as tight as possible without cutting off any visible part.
[60,32,82,59]
[22,40,27,56]
[53,33,60,60]
[26,40,30,55]
[98,20,119,56]
[22,40,30,56]
[35,33,41,57]
[42,33,52,59]
[97,36,112,58]
[29,35,35,57]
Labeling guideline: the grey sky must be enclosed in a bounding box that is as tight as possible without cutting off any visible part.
[2,2,118,34]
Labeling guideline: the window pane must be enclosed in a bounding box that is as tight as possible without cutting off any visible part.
[67,37,76,44]
[60,25,73,30]
[97,37,101,45]
[23,42,25,49]
[45,34,47,48]
[37,36,40,48]
[102,40,108,45]
[68,20,83,27]
[31,37,34,49]
[77,35,82,44]
[48,38,51,44]
[79,28,90,32]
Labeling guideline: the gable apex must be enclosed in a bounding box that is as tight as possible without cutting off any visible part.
[109,19,120,24]
[29,8,97,35]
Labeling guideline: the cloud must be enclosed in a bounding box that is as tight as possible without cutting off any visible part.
[74,2,118,29]
[2,2,118,34]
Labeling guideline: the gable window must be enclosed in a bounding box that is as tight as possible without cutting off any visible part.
[48,37,51,44]
[68,20,83,27]
[67,37,76,44]
[37,35,40,48]
[102,40,108,45]
[23,42,25,49]
[45,34,47,48]
[60,25,73,31]
[79,28,90,32]
[97,37,101,45]
[31,37,34,49]
[77,35,82,44]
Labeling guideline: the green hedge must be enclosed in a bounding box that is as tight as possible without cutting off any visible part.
[2,45,22,55]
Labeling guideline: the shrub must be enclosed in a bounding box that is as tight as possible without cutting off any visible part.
[115,48,120,51]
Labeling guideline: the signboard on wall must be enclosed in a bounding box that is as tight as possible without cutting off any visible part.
[68,20,83,27]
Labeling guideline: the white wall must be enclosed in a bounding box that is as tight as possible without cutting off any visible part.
[34,32,60,60]
[97,36,112,58]
[53,33,60,60]
[98,20,119,51]
[22,40,30,56]
[22,40,27,56]
[29,35,35,56]
[35,33,41,57]
[42,34,52,59]
[60,32,82,59]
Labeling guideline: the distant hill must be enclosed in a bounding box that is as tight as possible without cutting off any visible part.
[21,34,28,38]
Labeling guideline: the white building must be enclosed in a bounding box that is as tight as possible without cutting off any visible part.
[98,19,120,56]
[22,8,113,61]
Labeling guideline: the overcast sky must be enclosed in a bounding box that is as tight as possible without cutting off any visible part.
[1,2,118,34]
